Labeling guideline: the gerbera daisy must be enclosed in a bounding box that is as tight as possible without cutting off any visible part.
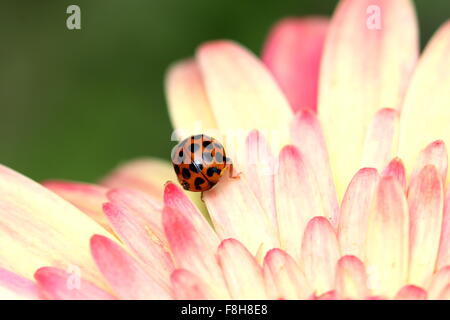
[1,0,450,300]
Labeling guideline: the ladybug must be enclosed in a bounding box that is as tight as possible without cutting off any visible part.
[171,134,235,192]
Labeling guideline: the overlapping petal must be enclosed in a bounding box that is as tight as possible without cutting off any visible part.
[0,268,42,300]
[262,17,329,112]
[319,0,418,197]
[218,239,267,299]
[365,177,409,297]
[90,235,171,299]
[0,165,111,289]
[407,165,443,285]
[43,181,112,233]
[301,217,340,295]
[276,146,329,262]
[34,267,115,300]
[399,21,450,180]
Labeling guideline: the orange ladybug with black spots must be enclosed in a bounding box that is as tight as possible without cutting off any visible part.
[171,134,234,192]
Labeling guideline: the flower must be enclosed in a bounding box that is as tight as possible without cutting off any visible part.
[1,0,450,300]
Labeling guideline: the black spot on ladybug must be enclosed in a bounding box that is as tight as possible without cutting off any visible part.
[215,152,224,163]
[190,143,199,152]
[203,152,213,163]
[174,164,180,175]
[207,167,221,177]
[194,177,205,190]
[182,168,191,179]
[181,181,190,190]
[178,149,184,158]
[203,140,212,148]
[189,162,203,173]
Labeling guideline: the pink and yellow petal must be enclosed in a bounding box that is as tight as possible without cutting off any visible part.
[34,267,115,300]
[365,176,409,297]
[0,165,111,289]
[338,168,380,258]
[163,183,229,298]
[101,158,205,213]
[437,191,450,269]
[301,217,340,295]
[276,146,330,262]
[407,165,443,286]
[263,249,312,300]
[361,108,399,172]
[291,109,338,226]
[165,59,217,138]
[90,235,172,299]
[335,255,368,300]
[171,269,216,300]
[103,201,174,283]
[43,180,113,233]
[196,40,293,156]
[262,17,329,113]
[0,268,43,300]
[319,0,418,197]
[218,239,267,299]
[395,285,427,300]
[399,21,450,182]
[382,158,406,190]
[204,173,279,256]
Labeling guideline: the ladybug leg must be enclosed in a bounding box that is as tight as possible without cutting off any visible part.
[228,163,241,179]
[200,191,204,202]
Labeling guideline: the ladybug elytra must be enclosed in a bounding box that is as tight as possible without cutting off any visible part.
[171,134,233,192]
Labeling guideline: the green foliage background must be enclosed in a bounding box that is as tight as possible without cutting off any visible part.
[0,0,448,182]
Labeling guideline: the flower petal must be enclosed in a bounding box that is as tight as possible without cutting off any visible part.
[315,290,338,300]
[301,217,340,295]
[408,165,444,285]
[338,168,380,258]
[244,130,277,232]
[365,176,409,297]
[204,173,278,255]
[34,267,115,300]
[395,285,427,300]
[335,255,368,300]
[263,248,312,300]
[90,234,172,299]
[262,17,329,113]
[217,239,267,299]
[197,40,293,154]
[291,109,338,226]
[106,188,165,243]
[101,158,205,213]
[103,201,174,283]
[319,0,418,197]
[163,183,228,298]
[101,158,173,200]
[0,165,110,288]
[438,285,450,300]
[382,157,406,190]
[276,146,330,262]
[409,140,448,187]
[428,266,450,299]
[438,191,450,270]
[399,21,450,181]
[0,268,42,300]
[43,181,112,233]
[165,59,217,138]
[170,269,215,300]
[361,108,399,172]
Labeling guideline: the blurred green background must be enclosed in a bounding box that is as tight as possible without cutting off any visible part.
[0,0,448,182]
